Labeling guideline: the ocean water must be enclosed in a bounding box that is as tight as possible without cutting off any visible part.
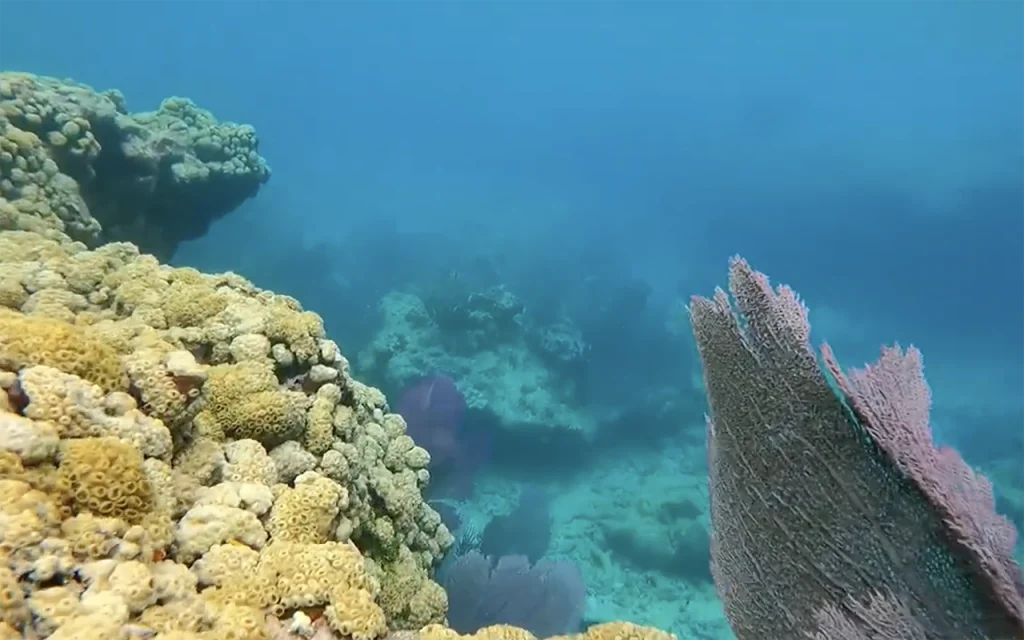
[2,1,1022,639]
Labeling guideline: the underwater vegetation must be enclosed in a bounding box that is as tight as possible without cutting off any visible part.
[690,257,1024,640]
[398,374,491,499]
[398,375,467,469]
[478,484,552,565]
[440,550,586,638]
[433,482,579,636]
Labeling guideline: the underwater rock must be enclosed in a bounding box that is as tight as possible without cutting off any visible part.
[479,484,552,564]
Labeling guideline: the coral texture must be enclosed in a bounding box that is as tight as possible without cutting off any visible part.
[0,228,456,638]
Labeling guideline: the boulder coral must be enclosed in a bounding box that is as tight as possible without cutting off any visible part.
[0,71,271,260]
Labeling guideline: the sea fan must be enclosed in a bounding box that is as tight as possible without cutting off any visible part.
[438,550,586,637]
[398,373,491,498]
[398,374,466,467]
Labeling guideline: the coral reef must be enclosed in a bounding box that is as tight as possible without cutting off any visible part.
[514,446,726,638]
[0,228,457,638]
[0,68,678,640]
[0,231,678,640]
[0,71,271,259]
[361,285,691,457]
[423,285,526,354]
[359,292,601,439]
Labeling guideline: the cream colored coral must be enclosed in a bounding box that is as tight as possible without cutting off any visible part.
[191,542,260,588]
[318,449,350,485]
[193,481,273,516]
[0,566,29,629]
[261,539,378,609]
[372,467,423,529]
[383,434,422,472]
[201,361,308,447]
[143,458,179,515]
[174,503,268,563]
[0,411,58,463]
[160,280,229,328]
[271,343,295,368]
[137,595,207,635]
[75,593,132,632]
[124,347,206,428]
[305,382,340,455]
[381,542,452,628]
[0,219,561,638]
[268,440,317,485]
[18,365,173,459]
[580,622,679,640]
[60,513,145,561]
[332,403,359,441]
[21,539,76,585]
[223,439,278,486]
[229,332,271,362]
[0,309,127,391]
[380,412,408,439]
[80,559,156,614]
[49,609,126,640]
[202,601,268,640]
[25,585,78,635]
[149,560,199,603]
[173,436,225,487]
[62,241,140,295]
[346,379,387,422]
[308,364,339,386]
[21,288,88,322]
[319,339,340,364]
[264,303,324,363]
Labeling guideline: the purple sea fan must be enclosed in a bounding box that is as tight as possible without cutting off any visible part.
[439,550,587,638]
[398,373,492,498]
[397,374,467,466]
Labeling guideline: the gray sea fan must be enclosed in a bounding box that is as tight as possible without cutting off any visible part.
[438,550,587,638]
[689,256,1024,640]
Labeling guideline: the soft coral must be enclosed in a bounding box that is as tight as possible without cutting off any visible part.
[690,257,1024,640]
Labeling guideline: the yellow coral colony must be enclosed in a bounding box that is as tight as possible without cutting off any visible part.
[0,230,452,640]
[0,70,678,640]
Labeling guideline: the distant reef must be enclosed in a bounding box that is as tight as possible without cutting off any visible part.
[0,71,271,260]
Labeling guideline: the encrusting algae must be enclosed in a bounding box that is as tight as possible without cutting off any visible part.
[0,71,676,640]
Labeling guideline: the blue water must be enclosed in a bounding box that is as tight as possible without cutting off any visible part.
[4,2,1021,637]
